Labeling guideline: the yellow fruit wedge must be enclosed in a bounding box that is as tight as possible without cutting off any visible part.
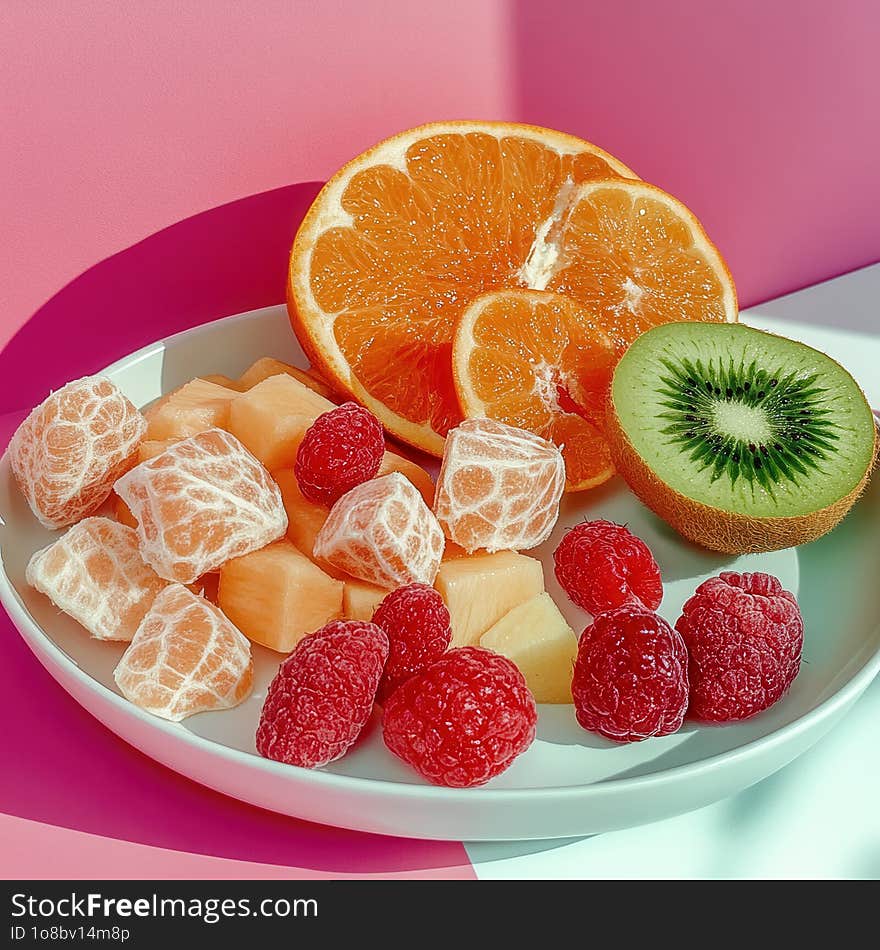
[480,592,577,703]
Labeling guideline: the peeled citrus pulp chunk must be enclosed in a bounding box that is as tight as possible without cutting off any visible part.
[314,472,444,588]
[434,417,565,552]
[480,592,577,703]
[26,517,169,641]
[114,584,253,722]
[288,122,638,455]
[433,550,545,647]
[289,123,737,460]
[453,290,616,489]
[218,540,344,653]
[9,376,146,529]
[115,428,287,584]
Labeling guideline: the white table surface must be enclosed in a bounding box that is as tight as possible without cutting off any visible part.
[466,263,880,880]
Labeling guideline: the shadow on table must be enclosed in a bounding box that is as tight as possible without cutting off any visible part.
[0,181,321,415]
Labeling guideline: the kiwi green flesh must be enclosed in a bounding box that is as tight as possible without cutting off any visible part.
[612,322,875,519]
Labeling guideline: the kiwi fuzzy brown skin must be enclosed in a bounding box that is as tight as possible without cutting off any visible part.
[607,394,878,554]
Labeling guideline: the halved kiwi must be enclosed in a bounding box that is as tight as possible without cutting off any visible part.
[607,322,877,553]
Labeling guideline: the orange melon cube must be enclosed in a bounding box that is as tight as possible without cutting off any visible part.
[343,578,388,622]
[115,494,139,529]
[228,373,335,471]
[434,550,545,647]
[238,357,336,401]
[138,438,178,463]
[202,373,246,392]
[272,469,347,579]
[144,378,235,441]
[218,539,343,653]
[378,451,435,506]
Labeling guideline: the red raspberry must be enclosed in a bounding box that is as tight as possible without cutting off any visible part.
[256,620,389,768]
[572,605,688,742]
[383,646,537,787]
[294,401,384,506]
[371,583,452,704]
[554,520,662,615]
[675,571,803,723]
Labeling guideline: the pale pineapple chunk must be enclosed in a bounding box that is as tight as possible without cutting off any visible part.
[480,592,577,703]
[138,438,178,463]
[218,540,343,653]
[238,357,336,401]
[144,378,235,440]
[228,373,335,470]
[378,451,435,505]
[434,550,544,647]
[343,578,388,622]
[273,469,347,579]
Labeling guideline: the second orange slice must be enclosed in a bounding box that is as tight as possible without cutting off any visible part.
[453,290,617,490]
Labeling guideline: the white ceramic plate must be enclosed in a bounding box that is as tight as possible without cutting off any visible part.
[2,305,879,841]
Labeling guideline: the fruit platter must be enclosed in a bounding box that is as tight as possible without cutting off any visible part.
[1,122,878,840]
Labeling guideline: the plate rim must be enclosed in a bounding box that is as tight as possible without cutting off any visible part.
[1,305,879,805]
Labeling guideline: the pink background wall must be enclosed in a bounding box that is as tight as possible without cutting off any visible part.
[3,0,878,352]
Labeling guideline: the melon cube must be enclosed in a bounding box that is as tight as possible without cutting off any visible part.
[238,357,336,401]
[343,578,388,622]
[138,438,177,463]
[434,550,544,647]
[228,373,335,470]
[272,469,346,579]
[144,378,235,441]
[378,451,435,506]
[201,373,245,392]
[218,539,343,653]
[115,494,139,528]
[480,591,577,703]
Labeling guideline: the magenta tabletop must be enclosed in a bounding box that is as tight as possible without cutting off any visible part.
[0,186,475,879]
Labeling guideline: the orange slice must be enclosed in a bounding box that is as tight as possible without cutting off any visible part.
[453,290,617,490]
[288,121,639,455]
[544,179,737,350]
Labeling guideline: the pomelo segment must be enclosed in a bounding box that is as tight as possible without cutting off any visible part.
[434,418,565,553]
[115,428,287,583]
[608,322,878,552]
[314,472,444,588]
[114,584,253,721]
[9,375,146,529]
[26,517,168,641]
[433,550,545,647]
[218,540,343,653]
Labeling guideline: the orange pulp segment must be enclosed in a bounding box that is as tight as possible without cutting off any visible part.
[453,289,617,489]
[289,121,638,455]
